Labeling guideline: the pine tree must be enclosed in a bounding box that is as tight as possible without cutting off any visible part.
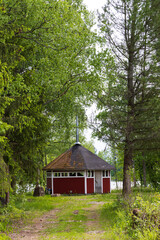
[95,0,160,195]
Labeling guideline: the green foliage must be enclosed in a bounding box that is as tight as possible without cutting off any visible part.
[0,155,10,198]
[0,196,26,232]
[1,191,159,239]
[93,0,160,194]
[0,234,11,240]
[82,140,95,153]
[98,192,160,240]
[113,193,160,240]
[0,193,55,233]
[133,152,160,190]
[0,0,100,189]
[130,194,160,239]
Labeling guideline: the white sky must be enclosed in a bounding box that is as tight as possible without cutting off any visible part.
[82,0,107,153]
[84,105,107,153]
[83,0,106,12]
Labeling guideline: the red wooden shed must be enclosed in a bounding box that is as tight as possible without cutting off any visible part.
[43,143,115,194]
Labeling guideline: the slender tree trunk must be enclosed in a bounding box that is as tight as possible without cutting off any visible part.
[11,176,16,192]
[5,192,9,204]
[143,158,147,187]
[37,168,40,186]
[43,150,47,183]
[133,159,137,187]
[142,21,147,189]
[115,173,118,189]
[139,167,143,188]
[115,163,118,189]
[113,150,118,189]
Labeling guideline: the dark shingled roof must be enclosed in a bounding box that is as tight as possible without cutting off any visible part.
[43,144,115,171]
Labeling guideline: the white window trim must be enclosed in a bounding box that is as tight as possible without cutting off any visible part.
[47,171,85,178]
[87,170,94,178]
[101,171,103,193]
[51,171,54,195]
[102,170,111,178]
[85,170,87,194]
[86,170,95,194]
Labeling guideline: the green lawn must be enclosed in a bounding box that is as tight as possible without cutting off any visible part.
[0,190,159,240]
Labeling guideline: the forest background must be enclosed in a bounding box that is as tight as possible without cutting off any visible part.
[0,0,160,202]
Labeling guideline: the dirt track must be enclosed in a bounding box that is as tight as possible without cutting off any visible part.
[8,202,105,240]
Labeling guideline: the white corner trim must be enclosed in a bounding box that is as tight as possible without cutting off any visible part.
[85,170,87,194]
[51,171,54,195]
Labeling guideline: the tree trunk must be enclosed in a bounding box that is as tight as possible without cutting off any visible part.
[143,158,147,187]
[113,153,118,189]
[122,0,137,196]
[43,150,47,183]
[133,159,137,187]
[123,143,132,196]
[5,192,9,204]
[11,176,16,192]
[37,168,40,186]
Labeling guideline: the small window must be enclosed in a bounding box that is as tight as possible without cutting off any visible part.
[77,172,84,176]
[54,172,60,177]
[69,172,76,177]
[61,172,68,177]
[47,171,51,177]
[87,171,94,177]
[103,170,108,177]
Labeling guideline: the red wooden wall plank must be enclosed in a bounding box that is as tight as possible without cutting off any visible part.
[87,178,94,194]
[103,178,110,193]
[54,178,85,194]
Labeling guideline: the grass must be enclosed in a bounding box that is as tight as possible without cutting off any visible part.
[15,195,56,212]
[0,190,159,240]
[100,202,117,227]
[40,194,119,239]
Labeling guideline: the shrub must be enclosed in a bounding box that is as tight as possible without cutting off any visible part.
[130,193,160,239]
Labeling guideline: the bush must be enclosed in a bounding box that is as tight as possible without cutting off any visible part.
[0,193,27,232]
[0,233,11,240]
[115,193,160,240]
[131,193,160,239]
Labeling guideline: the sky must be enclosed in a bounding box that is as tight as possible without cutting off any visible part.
[84,105,107,153]
[83,0,106,12]
[82,0,107,153]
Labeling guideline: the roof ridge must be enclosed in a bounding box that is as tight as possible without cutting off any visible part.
[75,144,87,169]
[78,145,90,169]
